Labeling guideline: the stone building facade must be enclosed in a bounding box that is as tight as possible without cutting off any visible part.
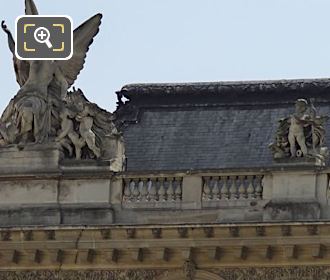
[1,79,330,279]
[1,1,330,279]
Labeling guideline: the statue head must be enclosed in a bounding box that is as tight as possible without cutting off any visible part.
[59,107,75,119]
[295,99,308,114]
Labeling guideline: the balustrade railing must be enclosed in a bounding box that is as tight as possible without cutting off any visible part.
[121,173,264,209]
[202,175,263,201]
[122,177,183,207]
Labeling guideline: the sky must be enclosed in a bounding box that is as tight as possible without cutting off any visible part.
[1,0,330,113]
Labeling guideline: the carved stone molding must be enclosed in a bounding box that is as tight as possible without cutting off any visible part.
[215,266,330,280]
[0,270,164,280]
[1,267,330,280]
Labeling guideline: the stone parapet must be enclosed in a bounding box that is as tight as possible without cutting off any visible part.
[0,144,329,226]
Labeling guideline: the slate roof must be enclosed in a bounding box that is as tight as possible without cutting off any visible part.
[115,78,330,171]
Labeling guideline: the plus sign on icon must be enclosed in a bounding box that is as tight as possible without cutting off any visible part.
[16,15,72,60]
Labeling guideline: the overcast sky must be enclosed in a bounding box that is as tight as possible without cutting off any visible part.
[1,0,330,113]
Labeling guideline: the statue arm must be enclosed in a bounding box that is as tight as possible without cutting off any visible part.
[1,21,15,54]
[56,121,72,141]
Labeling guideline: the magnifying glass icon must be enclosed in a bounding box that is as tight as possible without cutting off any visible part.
[34,27,53,49]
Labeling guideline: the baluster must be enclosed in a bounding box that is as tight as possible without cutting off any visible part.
[221,177,230,200]
[255,175,263,199]
[132,179,140,202]
[246,175,255,199]
[146,179,152,201]
[203,177,211,200]
[123,179,132,202]
[229,176,237,199]
[167,177,175,201]
[149,178,157,201]
[238,175,246,199]
[209,177,216,200]
[213,177,221,200]
[137,179,144,201]
[175,178,182,201]
[158,178,166,201]
[140,178,148,202]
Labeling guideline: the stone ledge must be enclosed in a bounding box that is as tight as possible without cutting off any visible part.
[263,199,320,221]
[0,144,61,176]
[0,204,113,226]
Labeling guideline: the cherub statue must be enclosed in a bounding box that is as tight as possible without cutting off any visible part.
[59,88,123,159]
[56,103,102,160]
[56,108,84,159]
[76,103,101,159]
[269,98,329,163]
[288,99,309,157]
[1,0,102,145]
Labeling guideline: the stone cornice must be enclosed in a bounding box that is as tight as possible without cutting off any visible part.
[2,267,330,280]
[117,78,330,106]
[0,222,329,270]
[120,78,330,96]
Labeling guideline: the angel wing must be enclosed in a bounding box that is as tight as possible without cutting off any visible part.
[15,0,38,85]
[25,0,39,15]
[1,20,29,87]
[56,14,102,88]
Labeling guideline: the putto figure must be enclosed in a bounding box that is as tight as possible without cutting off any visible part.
[288,99,309,157]
[269,98,329,164]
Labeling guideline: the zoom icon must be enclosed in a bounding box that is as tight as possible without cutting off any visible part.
[16,15,73,60]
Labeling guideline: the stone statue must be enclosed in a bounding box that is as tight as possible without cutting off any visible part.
[75,103,101,159]
[269,99,329,164]
[0,0,125,170]
[288,99,309,157]
[56,108,83,159]
[1,0,102,145]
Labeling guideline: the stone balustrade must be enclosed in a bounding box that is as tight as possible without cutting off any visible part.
[122,176,183,208]
[202,175,263,201]
[121,173,265,210]
[3,162,328,225]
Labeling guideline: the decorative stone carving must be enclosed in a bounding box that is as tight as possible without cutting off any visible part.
[0,270,164,280]
[0,0,125,171]
[2,267,330,280]
[215,266,330,280]
[269,99,329,165]
[183,260,196,280]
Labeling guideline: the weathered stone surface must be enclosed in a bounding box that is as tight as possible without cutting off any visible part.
[0,144,61,175]
[182,176,202,209]
[263,200,320,221]
[60,204,114,225]
[271,171,317,199]
[0,180,58,205]
[1,266,330,280]
[0,205,60,226]
[59,179,110,204]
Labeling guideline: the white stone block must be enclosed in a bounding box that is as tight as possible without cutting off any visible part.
[271,171,317,199]
[0,180,58,204]
[59,179,110,204]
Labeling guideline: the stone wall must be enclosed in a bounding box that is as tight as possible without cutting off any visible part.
[0,144,330,225]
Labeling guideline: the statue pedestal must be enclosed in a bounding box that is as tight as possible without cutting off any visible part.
[274,156,326,167]
[0,143,61,176]
[263,169,324,221]
[0,144,114,226]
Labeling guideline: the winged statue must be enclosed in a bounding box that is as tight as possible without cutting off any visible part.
[0,0,124,167]
[1,0,102,143]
